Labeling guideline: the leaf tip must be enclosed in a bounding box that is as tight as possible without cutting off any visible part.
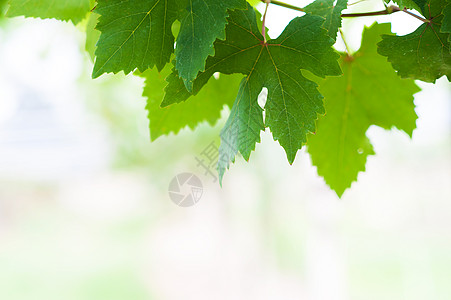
[91,65,103,79]
[334,188,345,198]
[217,166,226,187]
[183,79,194,93]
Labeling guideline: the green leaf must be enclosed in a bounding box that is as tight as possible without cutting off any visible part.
[85,12,100,62]
[217,77,265,183]
[92,0,180,78]
[308,23,420,197]
[175,0,247,92]
[304,0,348,40]
[377,0,451,82]
[7,0,91,24]
[161,8,267,107]
[141,66,242,140]
[161,5,341,180]
[92,0,246,81]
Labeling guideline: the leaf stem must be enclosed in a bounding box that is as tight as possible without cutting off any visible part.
[260,0,304,12]
[347,0,369,7]
[402,8,430,23]
[262,0,270,43]
[339,29,352,57]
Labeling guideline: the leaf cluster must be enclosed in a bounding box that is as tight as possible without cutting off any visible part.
[4,0,450,196]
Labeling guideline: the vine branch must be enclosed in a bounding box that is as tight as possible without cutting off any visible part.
[341,6,401,17]
[259,0,429,22]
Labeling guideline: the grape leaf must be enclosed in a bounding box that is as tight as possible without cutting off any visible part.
[308,23,420,197]
[161,8,268,107]
[175,0,247,92]
[377,0,451,82]
[217,77,265,183]
[141,66,242,140]
[7,0,91,24]
[159,5,341,180]
[92,0,247,81]
[304,0,348,40]
[92,0,181,78]
[85,12,100,62]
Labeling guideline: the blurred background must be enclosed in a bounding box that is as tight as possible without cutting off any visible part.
[0,0,450,299]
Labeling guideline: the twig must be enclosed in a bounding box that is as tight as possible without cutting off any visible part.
[342,6,401,17]
[260,0,428,22]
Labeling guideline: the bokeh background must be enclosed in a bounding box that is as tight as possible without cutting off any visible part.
[0,0,450,299]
